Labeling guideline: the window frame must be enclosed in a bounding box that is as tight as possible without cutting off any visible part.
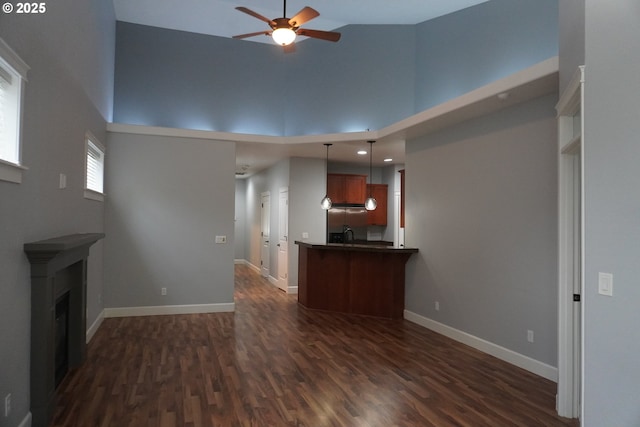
[0,38,29,184]
[84,131,105,202]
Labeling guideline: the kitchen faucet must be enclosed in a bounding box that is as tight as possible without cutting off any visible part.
[343,225,354,243]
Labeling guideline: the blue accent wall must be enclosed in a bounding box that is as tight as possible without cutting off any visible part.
[415,0,558,111]
[113,0,558,135]
[114,22,287,135]
[281,25,416,136]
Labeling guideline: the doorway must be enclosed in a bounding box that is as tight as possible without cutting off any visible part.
[277,188,289,292]
[261,191,270,278]
[556,66,584,420]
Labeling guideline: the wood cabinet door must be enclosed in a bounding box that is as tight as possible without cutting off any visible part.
[327,174,346,203]
[367,184,388,225]
[344,175,366,204]
[327,174,366,204]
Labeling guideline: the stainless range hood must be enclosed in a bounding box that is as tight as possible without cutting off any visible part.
[327,206,367,243]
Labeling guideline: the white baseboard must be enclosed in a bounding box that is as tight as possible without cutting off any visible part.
[86,309,105,343]
[234,259,246,265]
[18,411,32,427]
[247,262,261,274]
[404,310,558,382]
[287,285,298,294]
[104,303,235,318]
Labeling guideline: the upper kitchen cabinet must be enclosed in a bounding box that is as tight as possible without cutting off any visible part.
[367,184,388,225]
[327,174,367,204]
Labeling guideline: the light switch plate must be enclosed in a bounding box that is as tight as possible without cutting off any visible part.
[598,272,613,296]
[215,235,227,244]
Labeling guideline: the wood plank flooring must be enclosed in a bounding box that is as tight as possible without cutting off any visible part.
[52,264,579,426]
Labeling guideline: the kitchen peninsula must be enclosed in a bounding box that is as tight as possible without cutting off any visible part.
[295,241,418,319]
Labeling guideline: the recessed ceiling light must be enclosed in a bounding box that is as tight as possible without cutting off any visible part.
[357,150,367,155]
[384,158,393,162]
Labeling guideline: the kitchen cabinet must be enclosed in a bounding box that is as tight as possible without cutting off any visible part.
[366,184,388,225]
[296,241,418,318]
[327,174,367,204]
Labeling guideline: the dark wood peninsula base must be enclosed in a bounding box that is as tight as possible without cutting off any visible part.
[295,241,418,319]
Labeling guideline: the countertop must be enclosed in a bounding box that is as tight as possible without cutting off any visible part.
[295,241,418,254]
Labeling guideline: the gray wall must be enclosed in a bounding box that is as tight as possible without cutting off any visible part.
[288,157,327,287]
[558,0,585,94]
[581,1,640,425]
[113,1,557,137]
[104,133,236,308]
[405,94,558,365]
[0,1,115,425]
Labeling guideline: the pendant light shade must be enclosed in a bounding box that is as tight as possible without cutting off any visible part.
[365,140,377,211]
[321,143,333,210]
[365,196,377,211]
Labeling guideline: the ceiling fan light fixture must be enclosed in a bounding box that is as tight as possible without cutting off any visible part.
[272,27,296,45]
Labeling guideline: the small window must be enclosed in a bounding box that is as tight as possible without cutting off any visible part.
[84,132,105,201]
[0,38,29,184]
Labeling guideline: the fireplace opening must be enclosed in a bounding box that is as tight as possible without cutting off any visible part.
[54,292,70,388]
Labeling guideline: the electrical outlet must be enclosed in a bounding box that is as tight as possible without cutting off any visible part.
[161,287,167,296]
[5,393,11,417]
[527,330,534,343]
[435,301,440,311]
[302,232,309,239]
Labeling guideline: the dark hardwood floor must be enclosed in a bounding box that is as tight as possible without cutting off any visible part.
[52,264,579,427]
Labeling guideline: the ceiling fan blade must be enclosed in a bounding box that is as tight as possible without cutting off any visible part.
[289,6,319,27]
[296,28,341,42]
[235,7,276,26]
[232,30,271,40]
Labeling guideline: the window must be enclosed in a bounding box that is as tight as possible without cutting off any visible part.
[0,38,29,184]
[84,131,105,201]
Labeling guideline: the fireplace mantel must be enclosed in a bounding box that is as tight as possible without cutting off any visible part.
[24,233,104,427]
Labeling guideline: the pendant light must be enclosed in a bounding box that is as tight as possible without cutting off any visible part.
[320,143,333,210]
[365,140,377,211]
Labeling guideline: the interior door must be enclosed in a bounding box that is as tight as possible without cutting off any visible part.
[277,188,289,291]
[261,192,270,278]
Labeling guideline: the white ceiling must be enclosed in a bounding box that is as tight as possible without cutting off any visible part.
[112,0,490,176]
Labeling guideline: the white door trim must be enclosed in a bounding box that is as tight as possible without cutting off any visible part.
[556,66,584,420]
[261,191,271,278]
[277,187,289,292]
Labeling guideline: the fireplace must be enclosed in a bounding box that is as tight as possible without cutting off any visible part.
[24,233,104,427]
[54,291,70,388]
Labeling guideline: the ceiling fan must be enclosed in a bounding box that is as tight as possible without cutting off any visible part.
[232,0,341,47]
